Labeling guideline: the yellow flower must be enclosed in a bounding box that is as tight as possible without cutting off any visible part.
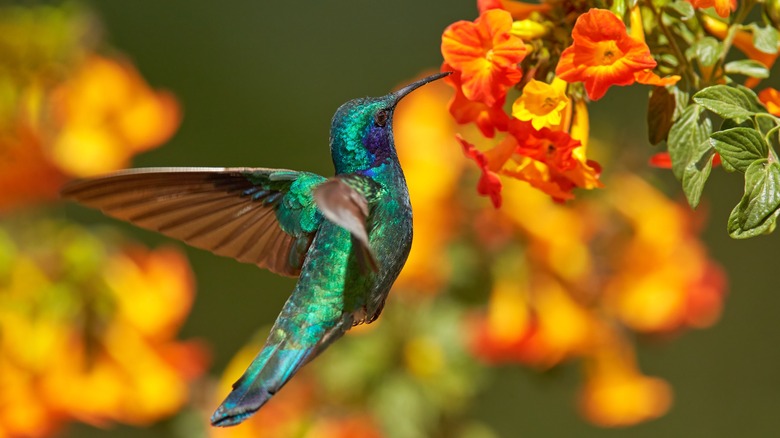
[510,19,548,40]
[0,5,180,210]
[393,73,463,292]
[49,56,181,176]
[580,334,672,427]
[0,222,206,436]
[512,79,569,130]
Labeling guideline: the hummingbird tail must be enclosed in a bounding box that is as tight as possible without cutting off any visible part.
[210,318,349,427]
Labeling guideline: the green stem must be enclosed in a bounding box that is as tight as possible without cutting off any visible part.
[645,0,698,88]
[712,0,757,78]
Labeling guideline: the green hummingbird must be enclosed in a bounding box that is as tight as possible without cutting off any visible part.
[61,71,450,427]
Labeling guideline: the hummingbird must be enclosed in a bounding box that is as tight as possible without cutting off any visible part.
[61,71,450,427]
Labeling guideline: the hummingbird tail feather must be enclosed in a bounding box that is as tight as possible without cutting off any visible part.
[210,318,349,427]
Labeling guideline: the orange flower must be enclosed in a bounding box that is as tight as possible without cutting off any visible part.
[580,336,672,427]
[393,73,463,292]
[0,223,207,437]
[49,56,181,177]
[441,9,527,107]
[555,9,657,100]
[457,134,503,207]
[687,0,737,17]
[603,175,727,333]
[0,53,180,210]
[759,87,780,115]
[444,65,510,137]
[498,119,603,202]
[513,122,580,172]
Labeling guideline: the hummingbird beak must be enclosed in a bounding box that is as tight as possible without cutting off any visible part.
[391,71,452,107]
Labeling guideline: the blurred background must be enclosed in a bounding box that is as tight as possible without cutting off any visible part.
[2,1,780,437]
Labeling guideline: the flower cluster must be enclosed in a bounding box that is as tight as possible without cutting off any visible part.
[393,74,726,428]
[0,4,179,212]
[440,5,682,205]
[0,221,207,437]
[0,4,203,437]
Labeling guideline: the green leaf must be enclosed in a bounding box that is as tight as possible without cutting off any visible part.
[672,87,690,120]
[693,85,757,122]
[610,0,627,19]
[724,60,770,78]
[748,23,779,55]
[682,142,716,208]
[665,0,695,19]
[647,87,676,145]
[735,84,763,111]
[728,159,780,238]
[709,127,769,172]
[687,37,720,67]
[668,104,711,180]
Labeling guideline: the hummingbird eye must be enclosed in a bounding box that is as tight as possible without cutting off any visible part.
[374,109,388,127]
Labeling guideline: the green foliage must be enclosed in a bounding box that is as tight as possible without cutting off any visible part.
[747,23,779,55]
[724,60,770,79]
[662,85,780,238]
[710,127,768,172]
[728,159,780,238]
[687,37,721,67]
[693,85,757,123]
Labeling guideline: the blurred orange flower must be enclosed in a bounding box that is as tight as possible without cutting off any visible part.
[48,55,181,177]
[556,9,657,100]
[393,74,464,292]
[579,334,672,427]
[687,0,737,17]
[0,48,179,210]
[0,222,207,437]
[463,172,724,425]
[759,87,780,115]
[441,9,527,107]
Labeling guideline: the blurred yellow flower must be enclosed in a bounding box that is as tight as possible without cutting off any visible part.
[579,334,672,427]
[0,222,207,437]
[0,4,180,210]
[49,56,180,177]
[394,73,464,292]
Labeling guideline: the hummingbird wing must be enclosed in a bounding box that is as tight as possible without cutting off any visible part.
[61,167,326,277]
[312,174,383,272]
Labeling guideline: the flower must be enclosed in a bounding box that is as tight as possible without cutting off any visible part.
[0,9,180,210]
[759,87,780,115]
[457,134,504,208]
[498,118,603,202]
[441,9,527,107]
[687,0,737,17]
[579,335,673,427]
[49,56,181,177]
[512,78,569,130]
[444,66,510,138]
[602,175,727,333]
[393,73,463,291]
[0,221,207,437]
[555,9,658,101]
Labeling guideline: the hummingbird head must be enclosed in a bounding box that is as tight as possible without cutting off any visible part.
[329,72,451,174]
